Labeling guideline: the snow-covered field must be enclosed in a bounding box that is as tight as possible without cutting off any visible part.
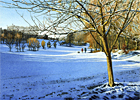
[0,39,140,100]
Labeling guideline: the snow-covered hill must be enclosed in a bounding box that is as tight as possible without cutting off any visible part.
[0,39,140,99]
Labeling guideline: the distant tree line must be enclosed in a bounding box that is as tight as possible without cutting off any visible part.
[0,29,60,52]
[84,32,140,52]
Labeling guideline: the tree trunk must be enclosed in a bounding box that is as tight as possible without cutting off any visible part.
[117,37,120,50]
[108,35,111,49]
[101,37,114,87]
[125,37,129,50]
[94,43,97,51]
[135,41,138,50]
[100,38,103,52]
[9,46,12,52]
[127,38,129,50]
[3,38,4,44]
[106,53,114,87]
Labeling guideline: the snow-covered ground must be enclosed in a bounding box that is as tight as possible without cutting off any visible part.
[0,39,140,100]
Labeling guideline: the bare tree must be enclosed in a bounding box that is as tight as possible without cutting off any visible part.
[6,33,14,52]
[0,0,140,87]
[0,33,5,44]
[65,33,74,46]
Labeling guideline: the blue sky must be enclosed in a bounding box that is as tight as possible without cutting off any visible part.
[0,0,82,31]
[0,6,34,29]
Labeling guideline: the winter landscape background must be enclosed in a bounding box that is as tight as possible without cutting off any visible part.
[0,39,140,100]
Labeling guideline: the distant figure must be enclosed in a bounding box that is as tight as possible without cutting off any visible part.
[90,49,93,53]
[81,48,83,53]
[53,42,57,48]
[47,41,51,48]
[84,48,87,53]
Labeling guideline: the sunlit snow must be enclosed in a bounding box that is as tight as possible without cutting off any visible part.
[0,39,140,99]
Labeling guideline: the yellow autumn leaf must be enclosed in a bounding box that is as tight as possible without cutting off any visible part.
[46,3,49,6]
[103,21,108,26]
[51,8,61,13]
[56,10,62,13]
[100,25,103,31]
[69,28,76,32]
[75,16,79,18]
[81,18,89,24]
[52,8,55,11]
[89,28,96,31]
[69,2,72,6]
[58,0,62,3]
[75,5,80,9]
[40,8,44,10]
[58,3,61,5]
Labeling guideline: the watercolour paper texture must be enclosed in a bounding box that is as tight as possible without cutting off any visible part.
[0,0,140,99]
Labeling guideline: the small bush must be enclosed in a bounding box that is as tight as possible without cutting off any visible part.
[112,49,118,53]
[92,50,100,53]
[41,40,46,49]
[124,50,129,54]
[27,38,37,43]
[129,49,135,51]
[121,45,130,54]
[27,38,40,51]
